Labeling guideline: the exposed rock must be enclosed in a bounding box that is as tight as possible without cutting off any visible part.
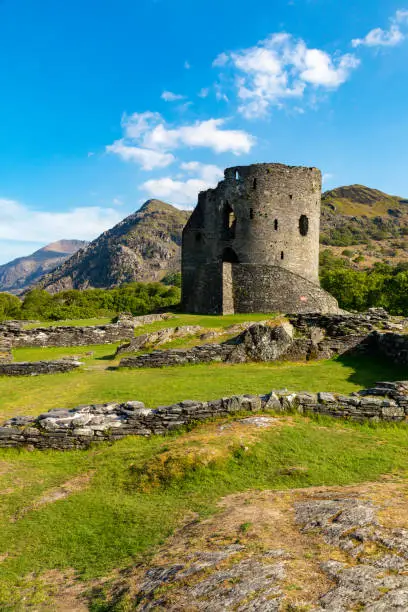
[116,325,203,356]
[32,200,190,293]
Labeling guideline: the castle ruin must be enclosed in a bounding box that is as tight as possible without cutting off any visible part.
[182,163,339,314]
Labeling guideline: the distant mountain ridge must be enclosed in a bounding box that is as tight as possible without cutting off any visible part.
[0,240,87,294]
[33,200,190,293]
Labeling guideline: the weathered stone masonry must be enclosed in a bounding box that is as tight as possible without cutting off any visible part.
[0,359,81,377]
[1,381,407,450]
[182,163,339,314]
[0,313,172,349]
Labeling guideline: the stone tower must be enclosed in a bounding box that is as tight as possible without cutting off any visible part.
[182,163,338,314]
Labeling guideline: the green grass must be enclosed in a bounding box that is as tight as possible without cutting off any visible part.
[23,317,114,329]
[0,353,405,421]
[131,311,278,335]
[1,416,408,607]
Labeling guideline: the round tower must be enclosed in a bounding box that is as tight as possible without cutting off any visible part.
[219,163,321,284]
[182,163,338,314]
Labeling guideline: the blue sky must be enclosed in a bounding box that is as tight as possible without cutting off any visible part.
[1,0,408,263]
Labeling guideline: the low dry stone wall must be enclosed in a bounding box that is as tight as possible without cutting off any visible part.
[0,313,172,349]
[1,381,407,450]
[0,359,82,377]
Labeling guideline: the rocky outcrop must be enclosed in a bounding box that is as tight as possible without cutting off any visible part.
[1,381,407,450]
[0,359,81,376]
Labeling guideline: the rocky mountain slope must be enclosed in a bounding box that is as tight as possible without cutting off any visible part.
[320,184,408,268]
[321,184,408,245]
[0,240,87,294]
[34,200,190,293]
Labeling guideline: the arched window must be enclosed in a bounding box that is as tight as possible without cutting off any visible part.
[253,178,257,190]
[274,219,278,231]
[223,201,236,238]
[280,251,284,260]
[235,170,240,180]
[249,208,254,219]
[222,247,239,263]
[299,214,309,236]
[195,232,202,242]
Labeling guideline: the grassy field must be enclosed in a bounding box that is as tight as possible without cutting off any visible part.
[23,317,113,329]
[1,352,405,421]
[2,311,408,607]
[1,416,408,608]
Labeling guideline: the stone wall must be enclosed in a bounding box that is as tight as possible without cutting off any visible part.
[0,336,12,363]
[120,324,295,368]
[0,313,172,349]
[0,359,81,376]
[373,331,408,365]
[0,380,407,450]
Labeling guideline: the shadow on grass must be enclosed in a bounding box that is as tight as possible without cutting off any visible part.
[338,352,407,388]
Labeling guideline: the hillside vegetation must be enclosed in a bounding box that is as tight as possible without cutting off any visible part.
[321,184,408,246]
[0,281,180,321]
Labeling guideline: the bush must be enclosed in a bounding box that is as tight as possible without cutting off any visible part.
[320,254,408,314]
[8,282,182,322]
[0,293,21,321]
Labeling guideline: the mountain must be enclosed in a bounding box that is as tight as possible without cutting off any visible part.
[321,184,408,245]
[33,200,190,293]
[0,240,88,294]
[320,184,408,268]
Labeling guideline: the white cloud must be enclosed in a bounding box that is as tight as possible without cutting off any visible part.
[0,198,122,256]
[213,52,229,67]
[161,91,185,102]
[215,32,360,118]
[106,139,175,170]
[113,197,124,206]
[184,60,191,69]
[144,118,254,154]
[180,161,224,184]
[352,9,408,47]
[107,111,254,167]
[141,162,224,208]
[198,88,209,98]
